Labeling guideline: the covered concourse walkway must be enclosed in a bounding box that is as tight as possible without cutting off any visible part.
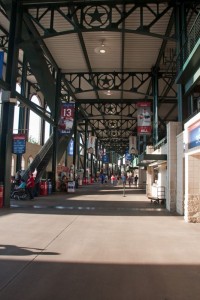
[1,184,200,300]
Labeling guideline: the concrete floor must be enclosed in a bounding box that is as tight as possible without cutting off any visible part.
[0,182,200,300]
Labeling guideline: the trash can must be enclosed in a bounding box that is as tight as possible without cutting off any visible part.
[0,183,3,208]
[40,180,48,196]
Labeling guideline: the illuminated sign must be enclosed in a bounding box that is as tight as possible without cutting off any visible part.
[188,119,200,149]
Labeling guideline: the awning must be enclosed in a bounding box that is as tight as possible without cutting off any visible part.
[137,153,167,167]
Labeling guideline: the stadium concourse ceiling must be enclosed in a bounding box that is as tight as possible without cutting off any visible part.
[0,0,199,154]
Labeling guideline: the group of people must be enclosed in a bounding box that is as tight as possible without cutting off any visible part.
[105,173,139,187]
[12,171,35,200]
[127,175,138,187]
[121,174,139,187]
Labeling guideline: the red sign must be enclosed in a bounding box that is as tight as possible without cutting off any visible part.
[58,103,75,134]
[137,102,152,135]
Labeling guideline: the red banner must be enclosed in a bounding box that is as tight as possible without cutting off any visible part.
[137,102,152,135]
[58,103,75,134]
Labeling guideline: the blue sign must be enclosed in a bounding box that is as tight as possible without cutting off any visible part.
[102,155,109,163]
[125,150,132,161]
[126,153,132,161]
[188,122,200,149]
[68,139,74,156]
[0,51,4,79]
[12,134,26,154]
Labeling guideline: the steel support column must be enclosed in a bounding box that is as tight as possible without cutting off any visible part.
[77,132,80,171]
[83,120,88,180]
[16,54,28,172]
[0,0,21,207]
[175,3,187,123]
[73,102,78,179]
[152,67,159,145]
[52,70,61,192]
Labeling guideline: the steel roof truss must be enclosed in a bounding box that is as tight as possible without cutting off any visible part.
[23,2,174,41]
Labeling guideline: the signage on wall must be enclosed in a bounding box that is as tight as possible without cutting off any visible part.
[12,134,26,154]
[58,103,75,135]
[188,119,200,149]
[137,102,152,135]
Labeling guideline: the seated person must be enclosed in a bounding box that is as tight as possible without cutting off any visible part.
[16,179,26,190]
[11,179,26,199]
[13,179,26,192]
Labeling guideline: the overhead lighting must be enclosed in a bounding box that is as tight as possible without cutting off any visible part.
[94,40,108,55]
[99,44,106,54]
[104,90,112,96]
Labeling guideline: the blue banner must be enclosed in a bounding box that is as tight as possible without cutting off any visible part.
[125,150,132,161]
[12,134,26,154]
[102,155,109,163]
[68,139,74,156]
[0,51,4,79]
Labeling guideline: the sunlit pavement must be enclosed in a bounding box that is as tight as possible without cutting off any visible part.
[0,182,200,300]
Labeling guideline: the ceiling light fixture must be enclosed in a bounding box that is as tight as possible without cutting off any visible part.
[94,40,107,54]
[104,90,113,96]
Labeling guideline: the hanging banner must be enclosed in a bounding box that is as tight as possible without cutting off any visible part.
[137,102,151,135]
[12,134,26,154]
[102,155,109,163]
[87,136,96,154]
[125,150,132,161]
[129,136,138,154]
[0,51,4,79]
[98,149,103,160]
[68,139,74,156]
[58,103,75,134]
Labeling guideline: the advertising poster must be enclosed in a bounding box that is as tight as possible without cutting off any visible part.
[188,120,200,149]
[12,134,26,154]
[98,149,104,160]
[125,150,132,161]
[137,102,151,135]
[87,136,96,154]
[58,103,75,134]
[129,136,138,155]
[68,139,74,156]
[102,154,109,163]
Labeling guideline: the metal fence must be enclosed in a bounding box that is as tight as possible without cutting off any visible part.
[177,11,200,73]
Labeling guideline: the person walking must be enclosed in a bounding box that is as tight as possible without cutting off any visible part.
[121,173,126,187]
[134,175,138,187]
[27,172,35,200]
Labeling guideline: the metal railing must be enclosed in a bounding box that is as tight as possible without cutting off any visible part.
[177,12,200,73]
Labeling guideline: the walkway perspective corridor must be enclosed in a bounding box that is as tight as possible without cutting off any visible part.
[0,183,200,300]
